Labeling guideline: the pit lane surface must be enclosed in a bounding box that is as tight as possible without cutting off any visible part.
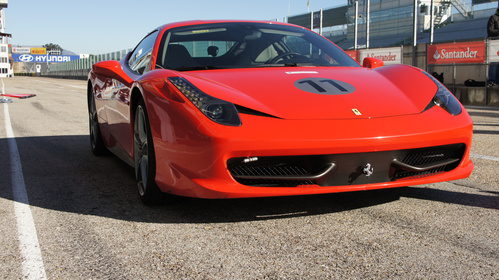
[0,77,497,279]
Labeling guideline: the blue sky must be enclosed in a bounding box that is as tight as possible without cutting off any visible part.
[6,0,345,54]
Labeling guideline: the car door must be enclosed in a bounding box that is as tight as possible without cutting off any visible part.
[106,30,159,160]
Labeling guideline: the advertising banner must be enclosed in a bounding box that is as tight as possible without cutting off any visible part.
[13,53,80,63]
[12,47,31,54]
[427,41,486,65]
[344,50,359,62]
[30,47,47,55]
[488,39,499,63]
[359,47,402,65]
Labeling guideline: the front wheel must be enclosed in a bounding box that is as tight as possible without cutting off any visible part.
[134,101,163,205]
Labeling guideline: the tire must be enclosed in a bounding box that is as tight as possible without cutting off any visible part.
[134,100,163,205]
[89,94,108,156]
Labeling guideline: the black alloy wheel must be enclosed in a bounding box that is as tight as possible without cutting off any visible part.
[134,101,162,205]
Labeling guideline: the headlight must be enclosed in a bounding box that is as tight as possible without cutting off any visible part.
[422,71,462,116]
[168,77,241,126]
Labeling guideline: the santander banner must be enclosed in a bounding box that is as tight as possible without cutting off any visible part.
[427,41,486,64]
[359,47,402,65]
[344,50,359,62]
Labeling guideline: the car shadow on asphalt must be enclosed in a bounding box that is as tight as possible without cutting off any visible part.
[0,135,497,224]
[398,187,498,210]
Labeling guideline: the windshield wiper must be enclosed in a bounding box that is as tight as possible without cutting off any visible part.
[173,65,225,71]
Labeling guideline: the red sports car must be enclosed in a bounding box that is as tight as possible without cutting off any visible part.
[88,20,473,204]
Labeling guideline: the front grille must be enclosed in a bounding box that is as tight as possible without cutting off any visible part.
[230,163,310,177]
[393,165,448,180]
[392,144,465,179]
[230,164,314,186]
[227,144,466,187]
[236,178,315,187]
[227,156,329,186]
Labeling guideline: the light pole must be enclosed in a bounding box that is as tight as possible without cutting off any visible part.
[412,0,419,67]
[354,0,359,50]
[413,0,418,47]
[430,0,434,44]
[366,0,370,48]
[319,8,323,35]
[310,11,314,31]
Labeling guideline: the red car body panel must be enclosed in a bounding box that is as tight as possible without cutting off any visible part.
[178,66,435,119]
[89,20,473,199]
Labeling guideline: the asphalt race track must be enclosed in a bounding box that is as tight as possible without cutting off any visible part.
[0,77,498,279]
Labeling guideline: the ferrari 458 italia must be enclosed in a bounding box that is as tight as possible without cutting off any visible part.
[88,20,473,204]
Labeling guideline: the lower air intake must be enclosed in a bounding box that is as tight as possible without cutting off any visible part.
[227,144,466,187]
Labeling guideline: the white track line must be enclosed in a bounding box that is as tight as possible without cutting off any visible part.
[470,153,499,162]
[3,103,47,280]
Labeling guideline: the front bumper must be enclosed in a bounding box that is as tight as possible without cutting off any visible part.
[151,103,473,199]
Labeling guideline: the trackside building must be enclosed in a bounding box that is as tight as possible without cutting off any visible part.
[0,0,12,77]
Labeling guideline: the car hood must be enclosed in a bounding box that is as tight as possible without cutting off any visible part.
[177,65,437,120]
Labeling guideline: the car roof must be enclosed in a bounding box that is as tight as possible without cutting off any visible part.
[156,20,306,32]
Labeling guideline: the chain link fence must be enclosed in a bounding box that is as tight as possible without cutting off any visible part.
[45,49,132,79]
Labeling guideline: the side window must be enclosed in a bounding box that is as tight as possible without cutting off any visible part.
[128,31,158,74]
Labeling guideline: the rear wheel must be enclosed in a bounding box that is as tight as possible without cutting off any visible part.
[89,95,107,155]
[134,100,163,205]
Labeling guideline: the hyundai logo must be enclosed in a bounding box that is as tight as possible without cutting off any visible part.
[19,54,34,62]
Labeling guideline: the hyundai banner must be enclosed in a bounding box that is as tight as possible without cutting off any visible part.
[13,53,80,63]
[358,47,402,65]
[427,41,486,65]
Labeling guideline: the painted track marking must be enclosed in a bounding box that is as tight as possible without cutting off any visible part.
[3,103,47,280]
[471,153,499,162]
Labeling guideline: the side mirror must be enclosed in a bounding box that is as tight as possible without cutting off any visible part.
[362,57,384,69]
[92,60,132,85]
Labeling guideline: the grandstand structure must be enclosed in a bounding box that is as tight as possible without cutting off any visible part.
[0,0,12,78]
[288,0,492,49]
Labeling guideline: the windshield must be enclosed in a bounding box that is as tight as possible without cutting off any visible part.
[156,22,359,71]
